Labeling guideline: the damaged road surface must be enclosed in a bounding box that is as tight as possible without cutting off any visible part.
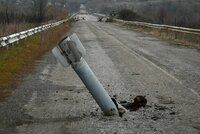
[0,15,200,134]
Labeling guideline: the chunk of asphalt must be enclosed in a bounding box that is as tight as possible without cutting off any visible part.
[133,95,147,107]
[120,95,147,111]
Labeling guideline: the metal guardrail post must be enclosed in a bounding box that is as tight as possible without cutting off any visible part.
[52,34,118,116]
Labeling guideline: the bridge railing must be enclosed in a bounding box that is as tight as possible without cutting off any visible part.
[113,19,200,35]
[0,13,77,48]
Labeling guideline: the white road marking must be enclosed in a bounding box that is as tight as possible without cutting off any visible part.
[29,91,37,103]
[24,91,37,110]
[39,65,51,82]
[189,88,200,97]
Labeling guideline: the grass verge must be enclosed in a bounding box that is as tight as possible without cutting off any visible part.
[0,22,70,101]
[116,22,200,50]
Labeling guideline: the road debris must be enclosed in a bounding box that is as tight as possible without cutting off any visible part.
[111,95,147,117]
[111,98,126,117]
[120,95,147,111]
[63,98,68,100]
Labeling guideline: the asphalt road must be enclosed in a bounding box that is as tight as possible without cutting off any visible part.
[0,15,200,134]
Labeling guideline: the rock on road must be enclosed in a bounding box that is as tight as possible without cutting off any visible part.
[0,15,200,134]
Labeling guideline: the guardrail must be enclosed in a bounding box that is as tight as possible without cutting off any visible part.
[114,19,200,35]
[0,14,77,48]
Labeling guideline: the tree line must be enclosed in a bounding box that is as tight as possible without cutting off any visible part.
[86,0,200,28]
[0,0,69,24]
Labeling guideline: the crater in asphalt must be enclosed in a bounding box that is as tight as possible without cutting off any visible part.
[119,95,147,111]
[113,95,177,120]
[112,95,148,117]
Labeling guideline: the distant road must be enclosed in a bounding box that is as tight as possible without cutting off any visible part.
[0,15,199,134]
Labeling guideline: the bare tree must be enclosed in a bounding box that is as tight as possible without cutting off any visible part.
[157,7,166,24]
[32,0,48,22]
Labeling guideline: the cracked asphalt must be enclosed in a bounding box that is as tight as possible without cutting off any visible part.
[0,15,200,134]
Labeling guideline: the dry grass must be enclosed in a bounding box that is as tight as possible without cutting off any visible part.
[118,23,200,50]
[0,23,70,101]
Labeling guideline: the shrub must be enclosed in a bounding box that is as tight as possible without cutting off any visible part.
[118,9,138,21]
